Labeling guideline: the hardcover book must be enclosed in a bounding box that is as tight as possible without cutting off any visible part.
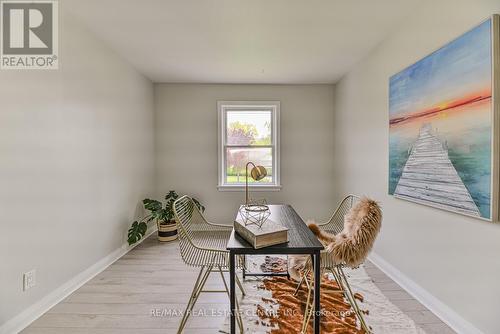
[234,218,288,249]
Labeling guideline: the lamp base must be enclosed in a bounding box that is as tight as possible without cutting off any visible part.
[239,200,270,228]
[243,203,269,212]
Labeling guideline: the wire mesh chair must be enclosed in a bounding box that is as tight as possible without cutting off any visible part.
[294,195,372,333]
[173,195,246,333]
[319,195,359,234]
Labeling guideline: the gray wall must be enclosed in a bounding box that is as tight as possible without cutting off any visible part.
[0,11,155,327]
[332,0,500,333]
[155,84,335,224]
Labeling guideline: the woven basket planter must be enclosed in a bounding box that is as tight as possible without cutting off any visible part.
[157,220,178,242]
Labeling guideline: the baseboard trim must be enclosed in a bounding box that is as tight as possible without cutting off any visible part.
[368,252,483,334]
[0,226,157,334]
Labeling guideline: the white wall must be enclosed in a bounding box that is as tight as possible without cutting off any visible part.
[155,84,335,223]
[0,10,155,329]
[332,0,500,333]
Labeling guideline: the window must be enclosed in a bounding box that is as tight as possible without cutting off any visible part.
[218,101,280,191]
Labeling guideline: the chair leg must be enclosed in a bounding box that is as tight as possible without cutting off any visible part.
[242,255,246,279]
[177,266,208,333]
[192,265,214,306]
[329,267,344,292]
[293,268,309,296]
[235,274,246,296]
[336,266,371,333]
[291,258,314,333]
[300,273,314,334]
[177,265,214,334]
[218,266,244,333]
[218,265,230,295]
[293,257,311,296]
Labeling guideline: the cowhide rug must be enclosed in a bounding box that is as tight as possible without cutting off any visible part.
[219,256,426,334]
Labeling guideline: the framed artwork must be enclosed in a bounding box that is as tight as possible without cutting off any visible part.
[389,15,499,221]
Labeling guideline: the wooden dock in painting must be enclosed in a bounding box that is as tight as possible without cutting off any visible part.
[394,123,480,217]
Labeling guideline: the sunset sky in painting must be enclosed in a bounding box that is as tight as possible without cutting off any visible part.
[389,19,491,121]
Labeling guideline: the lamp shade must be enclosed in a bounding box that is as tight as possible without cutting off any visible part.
[250,165,267,181]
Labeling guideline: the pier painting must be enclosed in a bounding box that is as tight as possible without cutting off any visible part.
[389,19,493,219]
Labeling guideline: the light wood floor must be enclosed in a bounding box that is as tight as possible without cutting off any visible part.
[22,235,455,334]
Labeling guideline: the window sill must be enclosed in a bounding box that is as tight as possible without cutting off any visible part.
[217,184,282,192]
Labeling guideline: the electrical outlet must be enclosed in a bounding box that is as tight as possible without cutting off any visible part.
[23,270,36,291]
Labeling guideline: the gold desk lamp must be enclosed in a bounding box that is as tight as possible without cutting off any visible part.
[245,161,267,206]
[241,162,270,227]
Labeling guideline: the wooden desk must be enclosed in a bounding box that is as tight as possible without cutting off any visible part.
[227,204,324,333]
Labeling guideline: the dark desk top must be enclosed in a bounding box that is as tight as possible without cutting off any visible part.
[226,204,324,255]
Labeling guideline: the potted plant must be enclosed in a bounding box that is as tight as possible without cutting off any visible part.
[128,190,205,245]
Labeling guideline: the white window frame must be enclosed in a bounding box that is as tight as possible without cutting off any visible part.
[217,101,281,191]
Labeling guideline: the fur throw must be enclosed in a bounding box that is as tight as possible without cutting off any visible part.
[289,197,382,281]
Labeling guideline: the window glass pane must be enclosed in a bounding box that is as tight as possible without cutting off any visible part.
[226,110,272,146]
[225,147,273,184]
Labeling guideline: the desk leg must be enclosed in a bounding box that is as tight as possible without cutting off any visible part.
[229,251,236,334]
[313,251,321,334]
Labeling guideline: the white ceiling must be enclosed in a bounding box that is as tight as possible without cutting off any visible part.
[64,0,422,84]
